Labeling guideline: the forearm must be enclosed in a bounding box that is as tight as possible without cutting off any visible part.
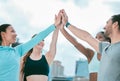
[49,28,59,54]
[61,28,92,57]
[17,24,56,56]
[45,28,59,65]
[60,28,78,46]
[68,24,91,41]
[67,24,99,52]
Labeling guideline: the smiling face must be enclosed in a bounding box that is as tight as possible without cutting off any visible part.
[34,40,45,50]
[2,26,17,44]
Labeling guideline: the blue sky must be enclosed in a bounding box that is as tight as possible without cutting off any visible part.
[0,0,120,76]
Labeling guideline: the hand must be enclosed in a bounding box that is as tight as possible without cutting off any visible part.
[61,9,68,26]
[54,11,62,28]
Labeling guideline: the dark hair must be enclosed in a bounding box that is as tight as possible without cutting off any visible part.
[111,14,120,30]
[0,24,11,41]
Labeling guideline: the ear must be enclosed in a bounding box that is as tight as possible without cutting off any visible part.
[1,32,5,39]
[113,21,118,27]
[112,21,119,30]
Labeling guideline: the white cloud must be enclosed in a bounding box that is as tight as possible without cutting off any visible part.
[0,0,116,76]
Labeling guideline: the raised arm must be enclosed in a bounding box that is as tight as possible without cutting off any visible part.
[68,25,99,52]
[45,27,59,65]
[15,12,61,57]
[60,27,94,62]
[45,11,62,65]
[61,9,100,52]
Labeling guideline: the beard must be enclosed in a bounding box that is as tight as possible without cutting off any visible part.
[104,29,112,38]
[104,31,109,37]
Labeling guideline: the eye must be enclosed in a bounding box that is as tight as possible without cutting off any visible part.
[11,30,16,33]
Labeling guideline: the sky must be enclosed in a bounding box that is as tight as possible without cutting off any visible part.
[0,0,120,76]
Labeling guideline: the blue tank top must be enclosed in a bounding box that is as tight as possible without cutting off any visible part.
[24,55,49,81]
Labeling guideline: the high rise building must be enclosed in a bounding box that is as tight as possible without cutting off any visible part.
[51,60,64,77]
[75,59,89,78]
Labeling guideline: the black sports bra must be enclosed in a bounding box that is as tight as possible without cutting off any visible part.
[24,55,49,81]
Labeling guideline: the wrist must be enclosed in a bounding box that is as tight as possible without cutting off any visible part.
[54,24,57,28]
[65,22,71,28]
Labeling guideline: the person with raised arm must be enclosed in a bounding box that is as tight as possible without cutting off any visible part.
[0,11,61,81]
[60,9,120,81]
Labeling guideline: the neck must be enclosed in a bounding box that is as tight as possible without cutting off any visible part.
[1,41,11,46]
[31,48,42,56]
[30,49,42,60]
[110,31,120,44]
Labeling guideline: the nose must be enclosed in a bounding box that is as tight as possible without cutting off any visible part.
[14,33,17,37]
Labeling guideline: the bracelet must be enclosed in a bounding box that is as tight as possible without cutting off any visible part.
[65,22,71,28]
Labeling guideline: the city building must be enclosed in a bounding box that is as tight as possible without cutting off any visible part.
[75,58,89,80]
[51,60,64,77]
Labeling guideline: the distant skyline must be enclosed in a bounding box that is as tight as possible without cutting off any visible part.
[0,0,120,76]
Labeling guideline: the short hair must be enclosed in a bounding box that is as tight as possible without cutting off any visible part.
[111,14,120,30]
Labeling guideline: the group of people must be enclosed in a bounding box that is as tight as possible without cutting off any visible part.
[0,9,120,81]
[61,28,110,81]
